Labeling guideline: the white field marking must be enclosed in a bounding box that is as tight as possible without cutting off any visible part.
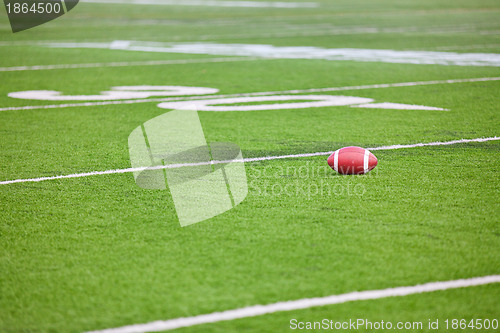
[8,86,219,101]
[0,40,73,46]
[158,95,374,111]
[158,95,442,112]
[480,30,500,35]
[1,77,499,112]
[1,137,499,186]
[48,41,500,67]
[39,24,480,45]
[80,0,318,8]
[179,25,482,41]
[0,24,480,49]
[191,25,498,41]
[0,57,269,72]
[354,102,447,111]
[87,275,500,333]
[0,26,469,47]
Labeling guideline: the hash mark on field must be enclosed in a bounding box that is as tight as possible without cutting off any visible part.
[0,137,498,185]
[0,77,499,112]
[0,57,269,72]
[86,275,500,333]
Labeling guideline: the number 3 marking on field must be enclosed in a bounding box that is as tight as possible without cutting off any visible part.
[8,86,219,101]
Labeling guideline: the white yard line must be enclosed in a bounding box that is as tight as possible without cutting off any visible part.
[1,137,498,186]
[0,25,484,47]
[1,76,499,112]
[48,41,500,66]
[0,40,73,46]
[86,275,500,333]
[480,30,500,35]
[80,0,318,8]
[0,57,268,72]
[157,25,482,41]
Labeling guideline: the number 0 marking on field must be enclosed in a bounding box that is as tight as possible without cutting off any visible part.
[157,95,374,111]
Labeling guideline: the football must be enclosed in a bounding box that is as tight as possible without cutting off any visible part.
[327,146,378,175]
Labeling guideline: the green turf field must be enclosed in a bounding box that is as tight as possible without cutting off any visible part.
[0,0,499,332]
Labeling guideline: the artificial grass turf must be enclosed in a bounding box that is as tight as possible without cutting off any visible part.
[1,143,498,332]
[1,0,499,331]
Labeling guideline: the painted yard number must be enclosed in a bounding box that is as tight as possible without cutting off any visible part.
[7,85,447,111]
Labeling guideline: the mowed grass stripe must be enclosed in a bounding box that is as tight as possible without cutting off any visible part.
[0,56,270,72]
